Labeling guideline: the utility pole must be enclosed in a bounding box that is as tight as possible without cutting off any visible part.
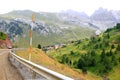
[29,14,34,61]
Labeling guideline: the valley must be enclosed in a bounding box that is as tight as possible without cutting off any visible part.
[1,8,120,48]
[0,8,120,80]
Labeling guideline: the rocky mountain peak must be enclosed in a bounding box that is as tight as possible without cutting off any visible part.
[91,8,116,21]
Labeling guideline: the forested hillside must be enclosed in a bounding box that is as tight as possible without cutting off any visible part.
[48,23,120,79]
[0,32,6,40]
[0,32,12,48]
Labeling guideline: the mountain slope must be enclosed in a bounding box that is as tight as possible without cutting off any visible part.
[0,32,12,48]
[0,10,95,47]
[90,8,118,30]
[48,23,120,79]
[91,8,116,21]
[60,8,120,31]
[16,48,102,80]
[1,9,120,47]
[1,8,120,31]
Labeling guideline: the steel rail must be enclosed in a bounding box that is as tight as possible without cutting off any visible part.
[10,51,74,80]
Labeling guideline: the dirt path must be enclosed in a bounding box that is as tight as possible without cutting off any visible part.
[0,49,23,80]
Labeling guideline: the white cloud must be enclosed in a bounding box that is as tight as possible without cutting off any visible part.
[0,0,120,15]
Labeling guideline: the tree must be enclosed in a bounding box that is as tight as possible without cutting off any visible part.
[69,60,72,66]
[65,57,69,64]
[77,58,85,69]
[91,58,96,66]
[111,44,115,49]
[99,43,102,48]
[90,50,96,56]
[109,49,113,56]
[115,23,120,30]
[91,37,96,43]
[70,51,74,56]
[101,49,105,58]
[0,32,3,36]
[106,50,113,56]
[82,67,87,74]
[73,61,78,68]
[111,55,115,61]
[94,44,98,49]
[61,54,66,63]
[105,28,112,33]
[117,44,120,51]
[82,45,86,49]
[115,37,120,43]
[37,44,41,49]
[0,32,6,40]
[107,33,110,39]
[119,57,120,62]
[103,57,112,72]
[111,55,118,66]
[104,41,109,47]
[98,38,101,42]
[106,52,110,56]
[100,49,106,62]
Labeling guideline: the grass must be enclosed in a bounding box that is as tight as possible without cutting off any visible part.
[16,48,102,80]
[109,65,120,80]
[16,25,94,48]
[48,25,120,79]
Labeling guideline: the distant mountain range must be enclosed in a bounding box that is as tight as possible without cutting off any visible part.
[0,10,94,47]
[0,8,120,47]
[60,8,120,30]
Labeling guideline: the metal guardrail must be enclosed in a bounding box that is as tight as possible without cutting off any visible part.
[10,50,74,80]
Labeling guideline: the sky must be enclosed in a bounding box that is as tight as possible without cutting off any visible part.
[0,0,120,16]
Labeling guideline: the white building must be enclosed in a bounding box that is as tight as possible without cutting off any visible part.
[95,30,101,35]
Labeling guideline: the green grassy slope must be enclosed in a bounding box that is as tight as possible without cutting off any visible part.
[0,32,6,40]
[48,23,120,79]
[16,48,102,80]
[109,65,120,80]
[16,25,94,48]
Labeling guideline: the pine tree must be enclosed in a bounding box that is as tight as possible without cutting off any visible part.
[119,57,120,62]
[100,49,106,62]
[117,44,120,51]
[37,44,41,49]
[109,49,113,56]
[111,44,115,49]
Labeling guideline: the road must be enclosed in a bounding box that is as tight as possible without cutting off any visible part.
[0,49,23,80]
